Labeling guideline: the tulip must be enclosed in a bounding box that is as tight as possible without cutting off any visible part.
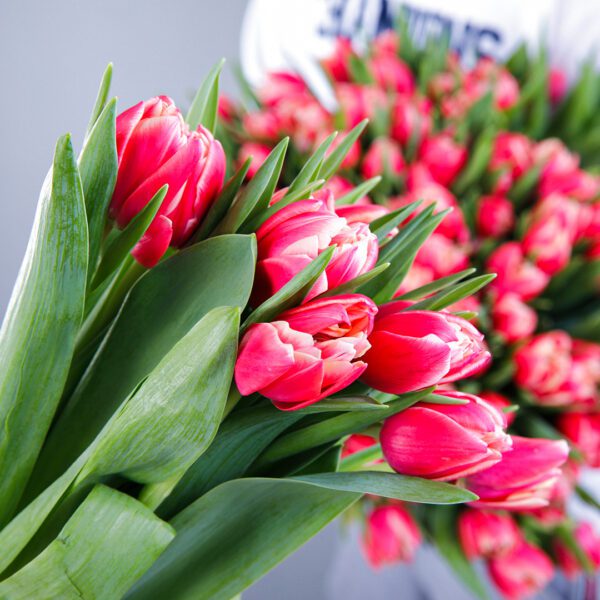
[361,305,491,394]
[362,504,422,568]
[336,203,390,227]
[466,435,569,510]
[391,96,432,148]
[418,133,467,186]
[341,434,379,459]
[488,541,554,600]
[361,137,405,180]
[323,132,361,169]
[371,30,400,56]
[467,59,519,111]
[234,294,377,410]
[237,142,272,179]
[489,132,533,195]
[258,71,311,108]
[476,195,515,238]
[369,52,415,95]
[380,391,511,481]
[336,83,387,129]
[554,522,600,578]
[321,37,354,83]
[487,243,549,301]
[110,96,225,267]
[539,167,600,201]
[549,68,567,105]
[492,293,538,344]
[242,110,283,141]
[458,509,520,559]
[252,189,378,305]
[558,412,600,468]
[478,391,517,427]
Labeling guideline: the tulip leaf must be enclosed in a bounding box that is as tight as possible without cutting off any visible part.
[25,235,256,501]
[232,62,260,109]
[79,97,118,282]
[0,135,88,526]
[319,119,368,181]
[125,478,360,600]
[0,486,174,600]
[452,127,495,195]
[397,268,476,301]
[369,200,421,243]
[335,176,381,206]
[186,58,225,133]
[296,395,389,413]
[91,185,167,288]
[317,262,389,298]
[285,132,337,195]
[85,63,113,137]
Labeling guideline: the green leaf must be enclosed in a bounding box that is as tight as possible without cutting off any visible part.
[125,478,360,600]
[408,274,496,311]
[91,185,167,288]
[0,486,174,600]
[79,97,118,282]
[242,246,335,329]
[186,59,225,133]
[232,62,260,109]
[25,235,256,502]
[397,268,476,301]
[296,395,389,413]
[85,63,113,137]
[319,120,368,181]
[0,135,88,526]
[335,176,381,206]
[317,263,390,298]
[294,472,477,504]
[285,133,336,195]
[369,201,421,243]
[452,128,495,196]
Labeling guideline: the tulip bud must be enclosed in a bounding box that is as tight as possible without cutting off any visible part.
[321,37,354,83]
[361,137,405,180]
[369,53,415,95]
[557,412,600,468]
[478,391,516,427]
[361,305,491,394]
[489,132,533,195]
[238,142,272,179]
[253,189,378,305]
[492,293,538,344]
[553,522,600,578]
[467,59,520,111]
[234,294,377,410]
[458,509,521,559]
[549,68,567,105]
[418,133,467,186]
[336,83,388,129]
[488,541,554,600]
[336,203,394,234]
[476,195,515,238]
[362,504,422,568]
[466,435,569,510]
[391,96,432,148]
[341,434,379,459]
[110,96,225,267]
[380,391,511,481]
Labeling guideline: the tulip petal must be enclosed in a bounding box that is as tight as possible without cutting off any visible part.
[131,215,173,269]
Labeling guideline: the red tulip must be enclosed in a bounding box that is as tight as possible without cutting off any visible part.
[336,83,387,129]
[476,195,515,238]
[321,37,354,83]
[466,435,569,510]
[341,434,379,459]
[242,110,283,141]
[418,133,467,186]
[234,294,377,410]
[258,72,311,108]
[380,391,511,481]
[549,68,567,105]
[458,509,521,559]
[110,96,225,267]
[478,391,517,427]
[362,504,422,568]
[252,189,378,305]
[488,541,554,600]
[369,52,415,95]
[558,412,600,468]
[361,305,490,394]
[361,137,405,180]
[371,30,400,56]
[492,293,538,344]
[489,132,533,195]
[237,142,272,179]
[554,522,600,578]
[390,96,432,148]
[467,59,519,111]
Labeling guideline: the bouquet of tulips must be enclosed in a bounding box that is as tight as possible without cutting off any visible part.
[0,54,512,599]
[220,20,600,600]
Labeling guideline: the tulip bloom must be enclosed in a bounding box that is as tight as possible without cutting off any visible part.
[362,504,422,568]
[492,293,538,344]
[234,294,377,410]
[380,392,511,481]
[558,412,600,468]
[489,132,533,195]
[361,304,491,394]
[418,133,467,186]
[110,96,225,267]
[488,541,554,600]
[478,391,516,427]
[361,137,405,180]
[391,96,432,148]
[476,195,514,238]
[237,142,271,179]
[458,509,521,559]
[252,189,378,306]
[466,436,569,510]
[554,522,600,578]
[341,434,379,459]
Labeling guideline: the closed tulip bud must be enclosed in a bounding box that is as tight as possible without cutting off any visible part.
[492,293,538,344]
[361,137,405,179]
[369,52,415,95]
[418,133,467,186]
[549,68,568,105]
[372,29,400,56]
[380,391,511,481]
[336,203,392,229]
[540,167,600,201]
[237,142,272,179]
[488,541,554,600]
[534,138,580,181]
[391,96,432,148]
[336,83,387,129]
[553,522,600,578]
[361,305,491,394]
[489,132,533,195]
[321,37,354,82]
[242,110,283,141]
[234,294,377,410]
[487,243,549,301]
[476,195,515,238]
[458,509,521,559]
[558,412,600,467]
[341,433,379,459]
[110,96,225,267]
[362,504,422,568]
[253,189,378,305]
[411,234,470,279]
[466,435,569,510]
[258,72,310,108]
[478,391,516,427]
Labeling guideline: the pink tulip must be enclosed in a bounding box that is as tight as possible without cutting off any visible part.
[478,391,516,427]
[558,412,600,468]
[252,189,378,305]
[380,391,511,481]
[391,96,432,148]
[237,142,272,179]
[321,37,354,83]
[235,294,377,410]
[476,195,515,238]
[549,68,567,105]
[361,305,491,394]
[110,96,225,267]
[534,138,579,182]
[411,234,470,278]
[217,95,236,123]
[489,132,533,194]
[539,167,600,201]
[323,131,361,169]
[258,72,311,108]
[458,509,521,559]
[487,242,550,301]
[371,30,400,56]
[336,83,388,129]
[242,110,283,141]
[466,435,569,510]
[418,133,467,186]
[361,137,405,179]
[488,541,554,600]
[336,203,392,231]
[554,522,600,578]
[492,293,538,344]
[362,504,422,567]
[369,52,415,95]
